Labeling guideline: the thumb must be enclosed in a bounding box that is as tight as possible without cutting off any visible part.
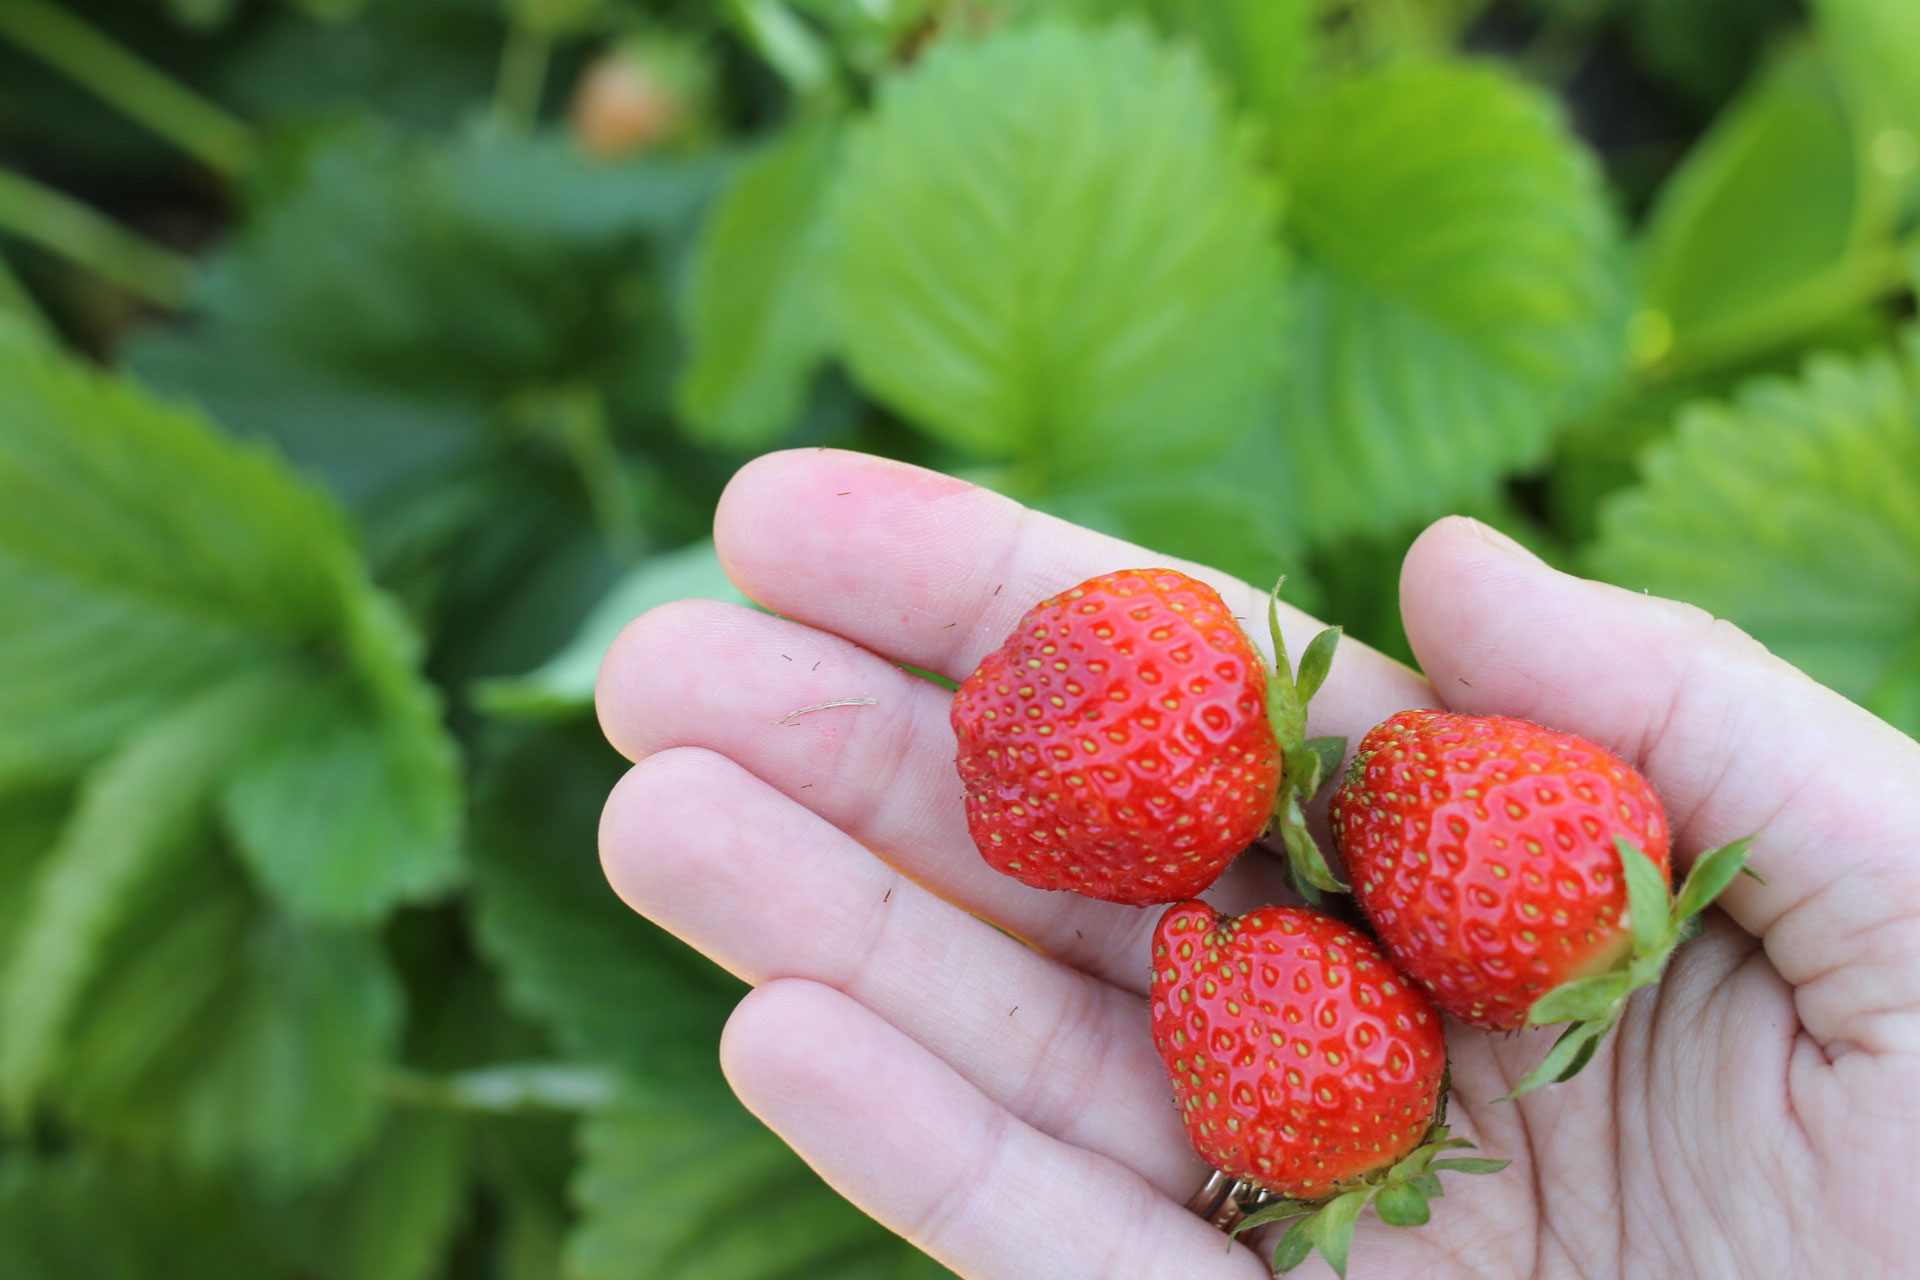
[1399,516,1920,1058]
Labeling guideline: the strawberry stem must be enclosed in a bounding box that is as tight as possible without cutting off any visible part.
[1229,1122,1508,1278]
[1261,581,1348,898]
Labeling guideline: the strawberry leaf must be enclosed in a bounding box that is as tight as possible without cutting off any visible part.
[1503,1020,1610,1100]
[1374,1183,1430,1227]
[469,724,742,1086]
[1271,62,1626,540]
[1674,836,1756,922]
[1309,1190,1369,1277]
[825,19,1284,482]
[1591,342,1920,738]
[1297,736,1344,786]
[476,539,747,720]
[677,111,843,449]
[1524,973,1630,1026]
[1293,628,1342,705]
[569,1083,957,1280]
[1616,838,1674,957]
[1271,1215,1316,1272]
[1635,46,1893,375]
[1428,1157,1512,1174]
[0,671,289,1120]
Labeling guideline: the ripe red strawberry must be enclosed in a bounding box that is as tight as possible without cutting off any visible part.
[951,569,1343,905]
[1150,902,1502,1275]
[1329,710,1754,1095]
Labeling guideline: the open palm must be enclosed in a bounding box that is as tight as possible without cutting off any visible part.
[596,450,1920,1279]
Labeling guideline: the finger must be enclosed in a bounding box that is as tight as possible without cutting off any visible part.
[712,449,1430,743]
[596,598,1301,990]
[1400,516,1920,1055]
[599,746,1202,1196]
[721,978,1272,1280]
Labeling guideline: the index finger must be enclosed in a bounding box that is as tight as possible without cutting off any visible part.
[713,449,1432,744]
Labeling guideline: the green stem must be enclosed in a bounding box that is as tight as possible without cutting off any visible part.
[493,22,552,131]
[0,169,192,307]
[0,0,252,176]
[0,252,56,345]
[385,1063,622,1115]
[1651,238,1919,382]
[725,0,834,97]
[554,387,645,556]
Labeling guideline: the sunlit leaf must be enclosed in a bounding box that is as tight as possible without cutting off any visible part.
[827,19,1284,481]
[1592,342,1920,735]
[1274,61,1625,540]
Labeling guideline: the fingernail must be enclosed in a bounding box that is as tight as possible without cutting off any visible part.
[1464,517,1542,563]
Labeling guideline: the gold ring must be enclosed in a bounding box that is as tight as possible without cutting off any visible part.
[1185,1169,1275,1232]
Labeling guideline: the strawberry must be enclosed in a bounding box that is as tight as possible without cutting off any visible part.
[951,569,1344,905]
[1329,710,1754,1095]
[1150,901,1503,1276]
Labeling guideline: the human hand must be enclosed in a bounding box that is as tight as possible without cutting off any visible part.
[595,449,1920,1279]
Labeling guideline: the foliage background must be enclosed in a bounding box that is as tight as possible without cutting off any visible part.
[1,0,1917,1275]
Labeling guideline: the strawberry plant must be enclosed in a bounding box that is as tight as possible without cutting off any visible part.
[0,0,1919,1276]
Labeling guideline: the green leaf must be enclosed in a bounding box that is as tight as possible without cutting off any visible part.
[1427,1157,1511,1175]
[1233,1198,1316,1233]
[569,1085,956,1280]
[1309,1189,1369,1277]
[1145,0,1310,123]
[1409,1173,1444,1199]
[1303,736,1347,790]
[0,672,287,1118]
[1635,46,1890,375]
[1615,837,1673,957]
[1502,1020,1608,1099]
[1525,973,1629,1026]
[1294,628,1341,705]
[275,1112,470,1280]
[0,340,465,917]
[1273,61,1625,540]
[0,1151,293,1279]
[1271,1215,1316,1272]
[56,851,403,1184]
[0,784,69,959]
[826,19,1284,481]
[0,343,356,787]
[1673,837,1756,922]
[223,668,461,923]
[477,539,748,720]
[469,724,743,1084]
[1590,343,1920,737]
[1374,1182,1430,1227]
[677,112,842,448]
[1813,0,1920,174]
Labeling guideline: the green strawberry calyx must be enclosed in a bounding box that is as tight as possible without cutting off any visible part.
[1499,834,1763,1100]
[1262,580,1348,902]
[1227,1120,1508,1278]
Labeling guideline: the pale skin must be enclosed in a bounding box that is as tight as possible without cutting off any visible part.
[596,449,1920,1280]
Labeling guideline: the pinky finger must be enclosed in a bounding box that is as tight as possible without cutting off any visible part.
[721,979,1270,1280]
